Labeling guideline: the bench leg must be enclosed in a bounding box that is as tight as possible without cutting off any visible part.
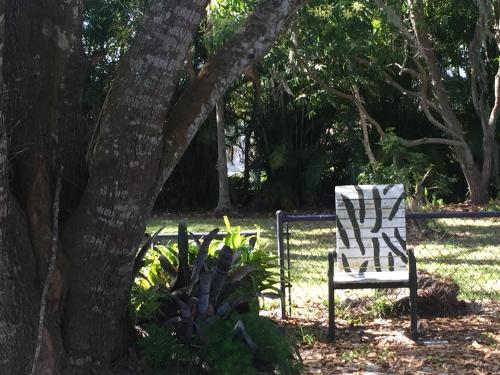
[410,284,418,340]
[409,249,419,340]
[328,288,335,340]
[328,251,335,340]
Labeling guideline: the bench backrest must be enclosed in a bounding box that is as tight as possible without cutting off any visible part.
[335,184,407,273]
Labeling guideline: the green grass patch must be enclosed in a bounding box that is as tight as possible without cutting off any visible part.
[146,215,499,312]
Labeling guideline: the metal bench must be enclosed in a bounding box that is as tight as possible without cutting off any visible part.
[328,184,418,340]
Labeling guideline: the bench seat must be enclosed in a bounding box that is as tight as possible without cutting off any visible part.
[334,271,409,289]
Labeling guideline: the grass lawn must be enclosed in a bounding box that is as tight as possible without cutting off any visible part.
[147,214,500,315]
[415,218,500,300]
[147,214,276,236]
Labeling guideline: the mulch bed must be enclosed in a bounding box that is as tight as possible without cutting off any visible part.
[276,301,499,374]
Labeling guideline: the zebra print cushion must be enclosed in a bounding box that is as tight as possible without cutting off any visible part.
[335,184,406,273]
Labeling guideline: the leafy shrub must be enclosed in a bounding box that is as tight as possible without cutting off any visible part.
[199,317,255,374]
[131,245,171,322]
[358,129,455,208]
[487,198,500,211]
[241,314,300,374]
[133,218,300,374]
[200,314,301,375]
[139,325,195,375]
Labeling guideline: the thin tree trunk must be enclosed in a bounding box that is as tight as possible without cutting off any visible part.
[215,98,232,212]
[249,67,270,176]
[243,124,252,191]
[352,86,378,171]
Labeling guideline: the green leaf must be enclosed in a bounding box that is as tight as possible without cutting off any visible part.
[371,17,382,33]
[352,1,364,12]
[223,215,232,233]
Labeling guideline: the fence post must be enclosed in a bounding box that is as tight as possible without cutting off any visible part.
[276,210,287,319]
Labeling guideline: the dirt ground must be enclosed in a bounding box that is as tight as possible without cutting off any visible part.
[278,302,500,374]
[72,302,499,374]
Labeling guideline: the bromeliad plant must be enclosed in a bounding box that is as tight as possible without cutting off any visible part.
[133,218,280,325]
[132,218,298,374]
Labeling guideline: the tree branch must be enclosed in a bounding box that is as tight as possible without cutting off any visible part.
[406,0,465,131]
[394,63,421,80]
[304,67,354,101]
[351,87,385,138]
[398,137,466,147]
[373,0,418,50]
[352,85,378,170]
[292,51,355,101]
[67,0,209,244]
[351,78,464,149]
[377,0,466,139]
[355,54,457,138]
[153,0,310,199]
[383,69,422,98]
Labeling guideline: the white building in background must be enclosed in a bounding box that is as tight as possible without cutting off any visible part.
[227,135,245,176]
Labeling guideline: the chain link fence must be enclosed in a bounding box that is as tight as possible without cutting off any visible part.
[276,211,500,319]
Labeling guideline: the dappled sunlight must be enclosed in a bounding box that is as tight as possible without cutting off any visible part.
[281,303,499,374]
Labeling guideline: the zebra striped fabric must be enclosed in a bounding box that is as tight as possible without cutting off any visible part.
[335,184,406,273]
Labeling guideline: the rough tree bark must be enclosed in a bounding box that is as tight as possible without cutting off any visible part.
[0,0,309,373]
[1,1,43,373]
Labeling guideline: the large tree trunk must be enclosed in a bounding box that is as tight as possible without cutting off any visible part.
[0,1,309,373]
[61,0,210,363]
[455,146,491,204]
[63,0,308,366]
[0,0,81,372]
[0,1,39,372]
